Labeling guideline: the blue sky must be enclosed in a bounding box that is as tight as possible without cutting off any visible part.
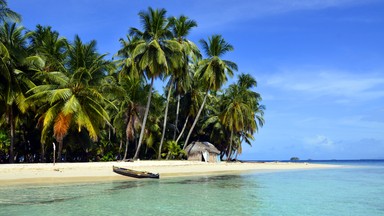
[9,0,384,160]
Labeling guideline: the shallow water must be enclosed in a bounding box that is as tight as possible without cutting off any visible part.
[1,161,383,216]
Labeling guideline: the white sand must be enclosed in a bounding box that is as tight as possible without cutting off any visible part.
[0,161,341,185]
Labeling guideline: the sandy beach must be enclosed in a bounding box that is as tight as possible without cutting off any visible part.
[0,161,341,186]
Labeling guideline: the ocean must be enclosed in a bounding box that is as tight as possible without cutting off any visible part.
[0,160,383,216]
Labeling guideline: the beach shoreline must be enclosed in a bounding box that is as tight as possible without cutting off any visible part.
[0,161,343,186]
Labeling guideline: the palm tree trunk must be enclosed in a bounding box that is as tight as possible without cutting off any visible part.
[41,143,45,162]
[57,138,63,162]
[227,129,234,161]
[118,139,123,160]
[173,94,181,140]
[176,115,189,143]
[158,79,173,159]
[183,90,209,149]
[123,139,129,160]
[9,106,15,163]
[166,151,171,160]
[133,77,154,160]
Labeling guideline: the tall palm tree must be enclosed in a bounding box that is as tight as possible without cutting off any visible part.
[170,76,205,148]
[27,36,113,161]
[169,16,201,137]
[200,93,229,159]
[28,25,67,72]
[183,35,237,149]
[113,36,148,160]
[221,73,264,160]
[112,75,147,160]
[0,23,40,163]
[114,35,142,80]
[157,15,200,159]
[0,0,21,23]
[129,7,181,160]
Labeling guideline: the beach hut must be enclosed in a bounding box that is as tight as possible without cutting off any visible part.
[185,141,220,163]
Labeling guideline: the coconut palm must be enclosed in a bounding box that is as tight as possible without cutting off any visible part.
[157,15,200,159]
[114,35,142,80]
[0,23,40,162]
[170,56,200,143]
[113,36,149,160]
[221,73,264,160]
[183,35,237,149]
[129,7,181,160]
[0,0,21,23]
[201,100,228,159]
[27,36,113,161]
[28,25,67,72]
[113,75,147,160]
[168,15,201,139]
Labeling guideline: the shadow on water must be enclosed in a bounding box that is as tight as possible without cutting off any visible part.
[0,184,88,206]
[108,179,159,191]
[162,174,261,189]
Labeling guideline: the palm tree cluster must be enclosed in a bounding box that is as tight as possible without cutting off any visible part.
[0,3,264,163]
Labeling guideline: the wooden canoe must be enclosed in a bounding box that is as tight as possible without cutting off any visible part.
[113,166,160,179]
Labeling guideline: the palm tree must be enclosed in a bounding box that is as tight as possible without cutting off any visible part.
[157,15,200,159]
[200,94,229,159]
[112,75,147,160]
[113,36,148,160]
[172,77,205,146]
[221,73,264,160]
[0,23,40,163]
[168,15,201,140]
[0,0,21,23]
[129,7,181,160]
[27,36,113,161]
[114,35,142,80]
[28,25,67,72]
[183,35,237,149]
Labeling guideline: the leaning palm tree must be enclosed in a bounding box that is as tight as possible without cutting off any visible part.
[129,7,181,160]
[183,35,237,149]
[0,0,21,23]
[27,36,113,161]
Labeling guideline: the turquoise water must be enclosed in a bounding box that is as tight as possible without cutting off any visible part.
[1,161,383,216]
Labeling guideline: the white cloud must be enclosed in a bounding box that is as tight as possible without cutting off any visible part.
[303,135,336,150]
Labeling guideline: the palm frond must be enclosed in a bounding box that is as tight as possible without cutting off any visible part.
[50,88,72,105]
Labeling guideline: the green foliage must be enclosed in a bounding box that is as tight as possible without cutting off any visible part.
[101,152,115,162]
[164,140,185,159]
[0,130,10,152]
[0,6,265,163]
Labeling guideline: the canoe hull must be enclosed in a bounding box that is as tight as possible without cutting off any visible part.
[113,166,160,179]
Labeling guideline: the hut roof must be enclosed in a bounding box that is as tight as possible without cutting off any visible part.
[185,141,220,155]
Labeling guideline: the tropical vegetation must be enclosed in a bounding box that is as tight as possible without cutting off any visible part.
[0,2,264,163]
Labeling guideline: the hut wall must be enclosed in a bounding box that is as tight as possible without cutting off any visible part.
[208,154,219,163]
[187,153,202,161]
[187,153,219,163]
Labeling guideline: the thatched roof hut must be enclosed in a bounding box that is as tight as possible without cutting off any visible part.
[185,141,220,163]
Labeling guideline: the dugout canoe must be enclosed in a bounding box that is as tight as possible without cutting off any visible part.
[113,166,160,179]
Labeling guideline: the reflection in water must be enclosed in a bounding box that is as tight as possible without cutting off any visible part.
[0,173,262,215]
